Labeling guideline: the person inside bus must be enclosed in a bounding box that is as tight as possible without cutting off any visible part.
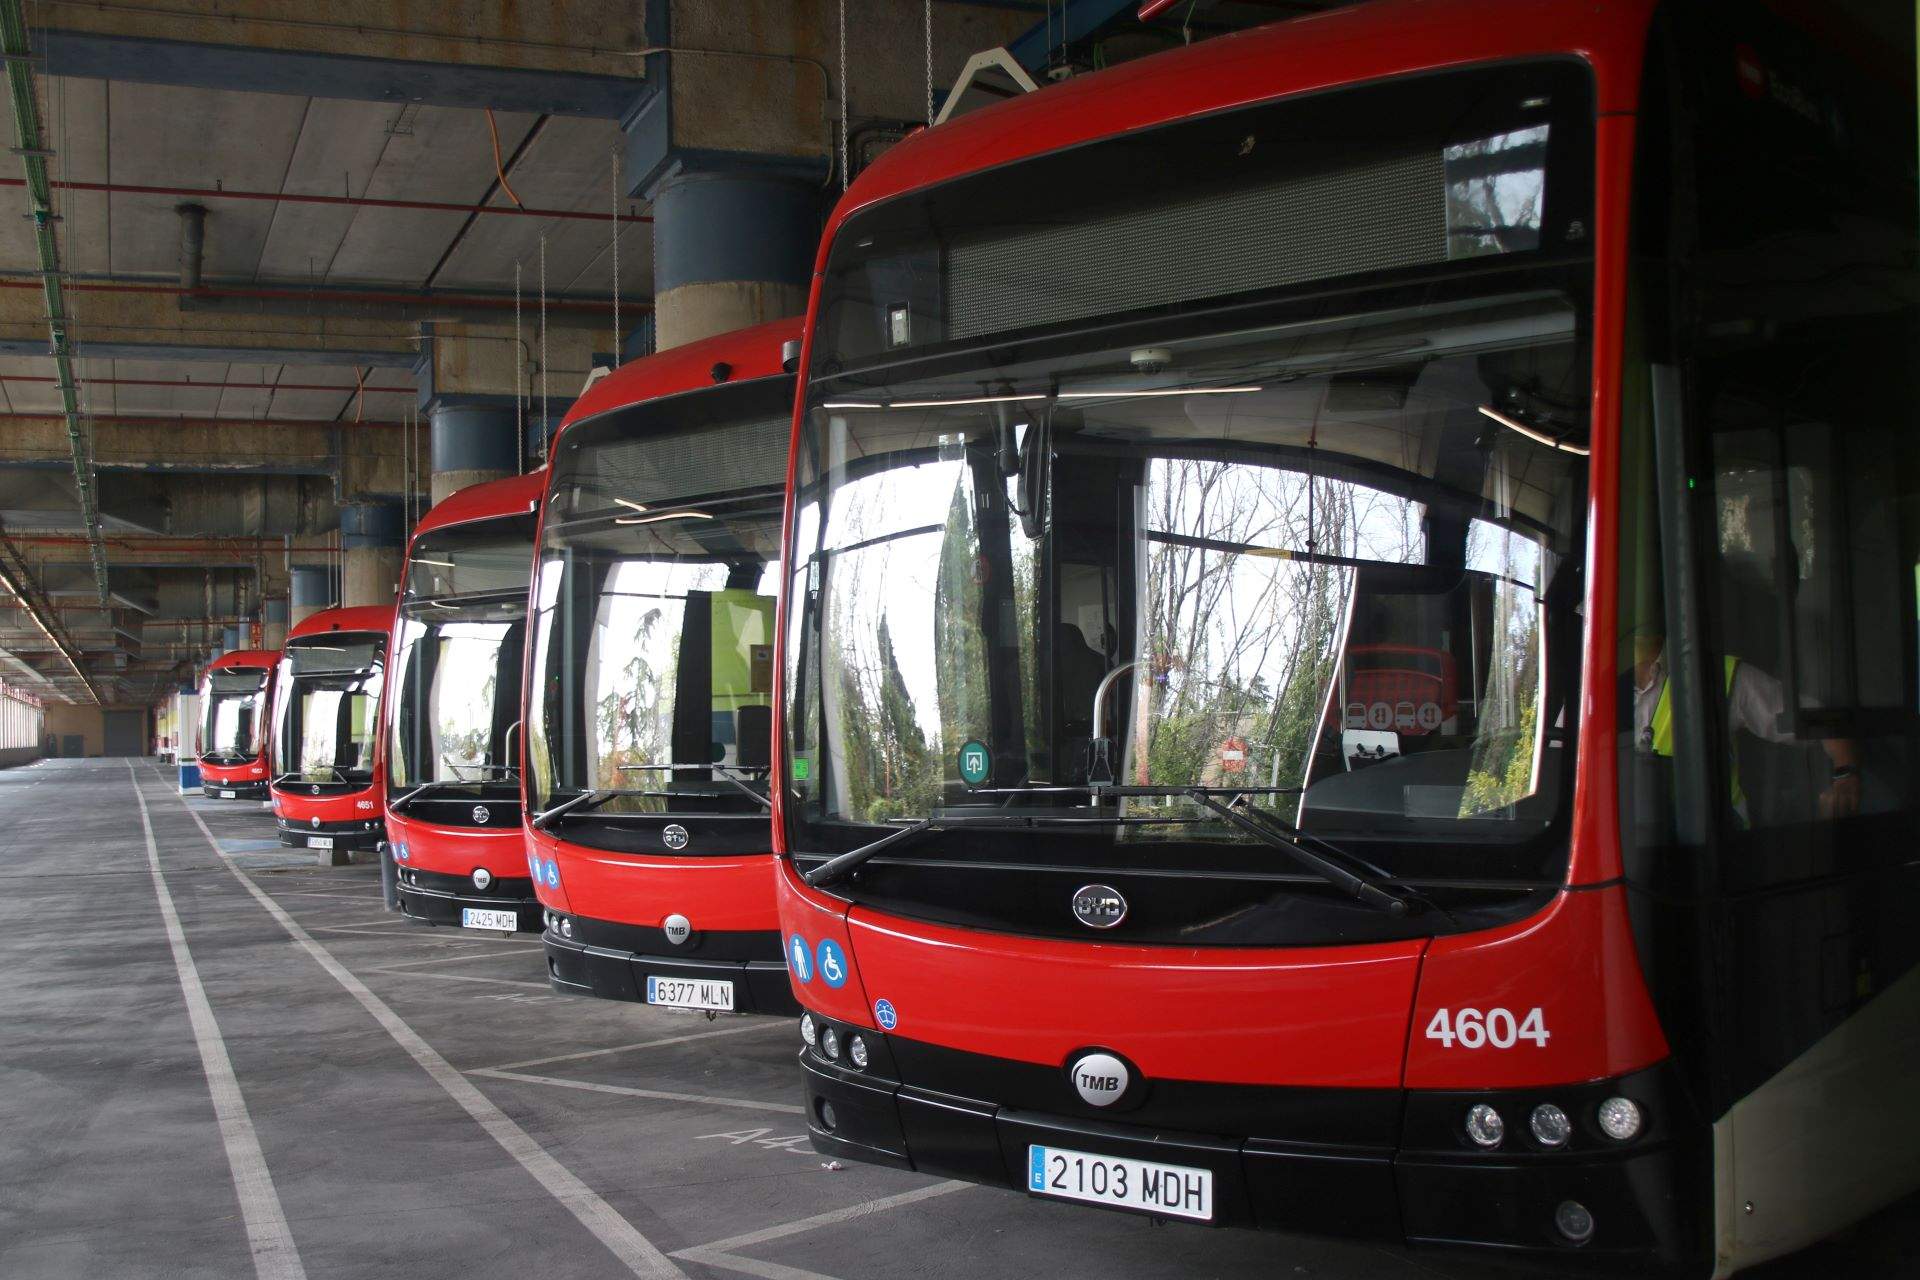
[1631,627,1861,821]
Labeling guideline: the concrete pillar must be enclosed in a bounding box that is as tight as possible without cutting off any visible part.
[261,597,289,650]
[339,500,405,609]
[290,565,331,626]
[429,401,520,505]
[651,170,814,351]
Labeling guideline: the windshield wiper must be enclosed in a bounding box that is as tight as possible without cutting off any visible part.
[389,780,467,812]
[803,818,939,887]
[529,788,667,830]
[618,762,772,811]
[833,782,1420,921]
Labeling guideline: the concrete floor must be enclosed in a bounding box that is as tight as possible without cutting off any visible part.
[1,758,1911,1280]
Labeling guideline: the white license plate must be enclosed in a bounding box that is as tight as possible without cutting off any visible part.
[308,836,333,849]
[461,907,519,932]
[645,976,735,1012]
[1026,1144,1213,1221]
[220,790,236,799]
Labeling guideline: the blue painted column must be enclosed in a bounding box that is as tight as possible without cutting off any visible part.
[289,564,332,627]
[339,499,406,609]
[261,596,290,650]
[651,170,816,350]
[429,401,521,504]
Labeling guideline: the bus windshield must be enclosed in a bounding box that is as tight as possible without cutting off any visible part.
[273,633,385,787]
[388,516,534,800]
[528,376,792,848]
[787,61,1593,891]
[201,667,269,762]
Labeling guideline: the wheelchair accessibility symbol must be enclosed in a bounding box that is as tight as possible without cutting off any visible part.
[816,938,848,989]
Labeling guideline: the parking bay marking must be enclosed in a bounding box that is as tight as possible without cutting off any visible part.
[479,1019,784,1073]
[672,1181,972,1280]
[158,774,691,1280]
[469,1069,804,1115]
[126,763,306,1280]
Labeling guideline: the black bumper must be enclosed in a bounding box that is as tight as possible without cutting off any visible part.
[397,866,541,932]
[796,1029,1705,1273]
[276,816,385,852]
[542,919,799,1016]
[202,779,268,799]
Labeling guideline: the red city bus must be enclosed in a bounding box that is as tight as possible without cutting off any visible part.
[774,1,1918,1273]
[384,471,544,932]
[270,605,394,857]
[526,318,801,1017]
[197,646,278,799]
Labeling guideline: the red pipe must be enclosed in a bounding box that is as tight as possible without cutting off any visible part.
[0,278,637,314]
[0,374,411,393]
[0,176,650,224]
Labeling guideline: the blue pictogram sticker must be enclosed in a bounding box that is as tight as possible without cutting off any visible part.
[543,859,559,888]
[789,934,814,983]
[816,938,848,989]
[874,998,898,1031]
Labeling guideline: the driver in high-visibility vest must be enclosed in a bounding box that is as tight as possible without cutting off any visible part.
[1632,634,1861,820]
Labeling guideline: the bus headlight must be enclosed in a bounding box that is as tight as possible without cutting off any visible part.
[820,1026,841,1061]
[1529,1103,1571,1148]
[847,1034,869,1070]
[1464,1103,1505,1149]
[1597,1096,1643,1142]
[799,1013,818,1047]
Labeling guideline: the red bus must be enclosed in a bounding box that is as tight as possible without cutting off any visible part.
[773,1,1918,1272]
[526,318,801,1017]
[270,605,394,858]
[197,646,278,799]
[384,471,544,933]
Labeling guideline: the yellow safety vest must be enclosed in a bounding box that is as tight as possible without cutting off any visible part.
[1650,656,1746,814]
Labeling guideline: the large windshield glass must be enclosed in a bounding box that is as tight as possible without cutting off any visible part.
[528,375,792,852]
[272,633,386,787]
[787,61,1593,909]
[200,666,270,762]
[388,516,534,804]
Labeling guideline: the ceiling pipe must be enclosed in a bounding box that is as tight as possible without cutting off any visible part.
[0,175,649,224]
[0,411,409,430]
[0,374,412,393]
[0,275,640,325]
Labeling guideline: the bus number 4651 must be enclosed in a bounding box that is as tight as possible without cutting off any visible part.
[1424,1007,1550,1049]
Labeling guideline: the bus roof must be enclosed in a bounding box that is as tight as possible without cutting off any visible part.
[207,647,278,671]
[831,0,1652,241]
[286,604,392,642]
[409,468,545,542]
[555,316,800,443]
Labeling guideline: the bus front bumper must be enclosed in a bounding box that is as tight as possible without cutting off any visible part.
[542,922,799,1016]
[396,866,540,932]
[795,1034,1701,1272]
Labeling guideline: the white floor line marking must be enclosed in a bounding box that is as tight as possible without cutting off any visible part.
[155,775,689,1280]
[126,763,307,1280]
[367,947,544,971]
[470,1069,804,1115]
[481,1020,784,1073]
[366,969,550,991]
[672,1182,971,1280]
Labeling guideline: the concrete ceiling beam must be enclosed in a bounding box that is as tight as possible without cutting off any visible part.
[39,5,649,116]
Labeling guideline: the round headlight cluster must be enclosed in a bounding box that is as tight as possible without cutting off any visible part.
[799,1013,818,1047]
[820,1026,841,1061]
[847,1035,870,1070]
[1464,1103,1505,1149]
[1529,1103,1572,1148]
[1598,1096,1643,1142]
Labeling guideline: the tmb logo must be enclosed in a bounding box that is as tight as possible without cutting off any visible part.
[1068,1050,1133,1108]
